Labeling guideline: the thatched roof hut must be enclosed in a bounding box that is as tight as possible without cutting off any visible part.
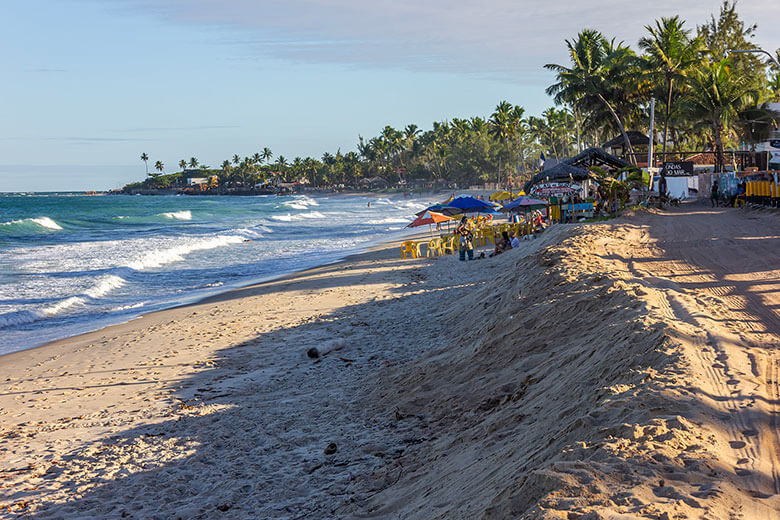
[359,176,389,189]
[567,147,631,170]
[601,131,652,149]
[525,147,629,192]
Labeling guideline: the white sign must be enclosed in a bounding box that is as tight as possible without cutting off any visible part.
[530,182,580,197]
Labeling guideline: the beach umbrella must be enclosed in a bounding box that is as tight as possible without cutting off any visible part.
[416,203,461,216]
[500,196,549,213]
[407,210,451,228]
[489,190,515,201]
[407,210,452,237]
[445,196,499,214]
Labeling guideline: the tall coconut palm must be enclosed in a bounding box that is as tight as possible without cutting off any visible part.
[232,154,240,166]
[154,161,164,175]
[545,30,638,164]
[276,155,287,182]
[261,147,273,164]
[489,101,514,186]
[178,159,187,172]
[683,58,759,172]
[639,16,704,166]
[141,153,149,175]
[188,157,198,169]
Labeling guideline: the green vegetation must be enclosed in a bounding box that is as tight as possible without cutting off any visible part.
[128,1,778,193]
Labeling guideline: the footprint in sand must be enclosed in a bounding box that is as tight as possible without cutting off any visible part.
[729,440,747,449]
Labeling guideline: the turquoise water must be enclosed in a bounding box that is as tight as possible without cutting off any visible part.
[0,192,434,355]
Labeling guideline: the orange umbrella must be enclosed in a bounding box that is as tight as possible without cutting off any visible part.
[407,210,451,228]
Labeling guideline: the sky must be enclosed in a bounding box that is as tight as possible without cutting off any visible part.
[1,0,778,191]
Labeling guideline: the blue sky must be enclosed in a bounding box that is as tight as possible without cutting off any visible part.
[1,0,778,191]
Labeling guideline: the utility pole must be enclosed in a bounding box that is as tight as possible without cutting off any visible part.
[648,98,656,169]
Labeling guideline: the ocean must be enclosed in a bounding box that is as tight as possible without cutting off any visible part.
[0,192,436,355]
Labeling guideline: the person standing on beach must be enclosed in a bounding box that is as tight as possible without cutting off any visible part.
[711,180,719,207]
[456,217,474,261]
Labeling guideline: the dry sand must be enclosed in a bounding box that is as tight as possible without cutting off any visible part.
[1,204,779,519]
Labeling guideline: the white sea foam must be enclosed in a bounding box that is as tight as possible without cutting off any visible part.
[271,211,326,222]
[109,302,145,312]
[31,217,64,229]
[40,296,87,317]
[281,196,319,210]
[84,275,126,299]
[160,210,192,220]
[367,217,409,225]
[0,216,63,230]
[0,310,43,328]
[126,235,245,270]
[233,227,265,240]
[0,274,128,328]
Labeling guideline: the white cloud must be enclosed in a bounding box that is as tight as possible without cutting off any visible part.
[104,0,780,79]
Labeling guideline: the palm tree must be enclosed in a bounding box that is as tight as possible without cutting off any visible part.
[683,58,759,172]
[232,154,240,166]
[154,160,164,175]
[639,16,704,166]
[178,159,187,172]
[261,147,273,164]
[546,30,638,164]
[489,101,514,186]
[275,155,287,182]
[768,73,780,102]
[141,153,149,175]
[188,157,198,169]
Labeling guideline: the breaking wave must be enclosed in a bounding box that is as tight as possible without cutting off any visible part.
[0,275,126,329]
[159,210,192,220]
[0,216,63,232]
[270,211,326,222]
[125,235,245,270]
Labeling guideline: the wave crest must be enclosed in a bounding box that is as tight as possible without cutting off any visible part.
[271,211,325,222]
[0,216,63,232]
[160,210,192,220]
[126,235,245,270]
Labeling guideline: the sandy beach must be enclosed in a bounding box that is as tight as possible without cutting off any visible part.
[2,204,780,519]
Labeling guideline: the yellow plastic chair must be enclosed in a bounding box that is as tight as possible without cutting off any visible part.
[401,240,420,259]
[441,236,457,255]
[427,238,443,257]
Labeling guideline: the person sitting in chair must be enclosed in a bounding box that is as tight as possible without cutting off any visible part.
[490,231,511,257]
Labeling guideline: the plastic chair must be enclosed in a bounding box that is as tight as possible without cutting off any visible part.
[441,236,457,255]
[427,238,443,257]
[401,240,420,259]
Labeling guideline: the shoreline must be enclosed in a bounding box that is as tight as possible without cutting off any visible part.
[0,226,432,362]
[0,222,486,517]
[2,206,780,517]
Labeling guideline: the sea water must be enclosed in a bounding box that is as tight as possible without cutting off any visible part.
[0,192,437,355]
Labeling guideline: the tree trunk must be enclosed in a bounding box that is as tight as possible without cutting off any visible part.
[713,119,725,173]
[597,93,637,165]
[574,104,582,153]
[662,76,673,158]
[660,76,674,185]
[498,155,502,188]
